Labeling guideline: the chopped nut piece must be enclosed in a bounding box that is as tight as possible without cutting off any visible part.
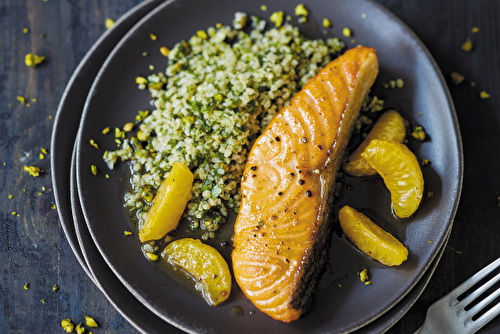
[91,165,97,175]
[8,195,13,199]
[359,268,369,283]
[322,18,332,28]
[196,30,208,39]
[472,27,480,33]
[396,78,404,88]
[270,11,284,28]
[75,324,85,334]
[461,37,473,52]
[123,123,134,132]
[42,186,46,191]
[24,165,41,177]
[160,46,170,57]
[150,32,157,41]
[51,204,57,209]
[41,148,48,154]
[480,91,490,99]
[90,139,99,149]
[105,18,115,29]
[25,53,45,67]
[427,191,435,197]
[61,318,75,333]
[421,159,430,166]
[260,5,267,11]
[24,283,29,290]
[12,211,17,216]
[23,27,29,34]
[39,154,45,160]
[124,231,132,236]
[17,96,26,104]
[135,76,148,85]
[102,127,110,134]
[295,4,308,17]
[85,316,98,328]
[53,285,58,291]
[450,71,465,85]
[146,252,159,261]
[343,27,351,37]
[411,126,426,141]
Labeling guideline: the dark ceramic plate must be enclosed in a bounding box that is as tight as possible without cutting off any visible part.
[76,0,463,333]
[50,0,163,281]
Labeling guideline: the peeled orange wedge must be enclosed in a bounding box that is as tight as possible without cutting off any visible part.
[139,162,193,242]
[362,139,424,218]
[344,110,406,177]
[339,206,408,266]
[162,238,231,306]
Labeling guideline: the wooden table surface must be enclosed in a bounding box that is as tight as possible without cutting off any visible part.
[1,0,499,333]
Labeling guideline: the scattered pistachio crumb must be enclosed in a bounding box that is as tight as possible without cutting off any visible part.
[51,204,57,209]
[472,27,479,33]
[421,159,430,166]
[42,186,46,191]
[135,76,148,85]
[149,32,157,41]
[124,231,133,236]
[270,11,284,28]
[450,71,465,85]
[75,324,85,334]
[105,18,115,29]
[91,165,97,175]
[480,91,490,99]
[24,283,29,290]
[52,285,58,292]
[359,268,369,283]
[41,148,48,154]
[12,211,17,216]
[40,299,45,304]
[32,98,37,102]
[146,252,159,261]
[89,139,99,149]
[343,27,351,37]
[295,4,308,17]
[160,46,170,57]
[105,174,109,179]
[196,30,208,39]
[25,53,45,67]
[411,126,426,141]
[142,51,148,56]
[26,103,31,107]
[39,153,45,160]
[396,78,405,88]
[471,82,476,87]
[338,284,342,288]
[61,319,74,333]
[23,27,29,34]
[216,23,222,29]
[85,316,98,328]
[8,195,13,199]
[102,127,110,134]
[17,96,26,104]
[123,123,134,132]
[428,240,433,244]
[461,37,473,52]
[149,64,154,70]
[298,16,307,24]
[365,281,372,285]
[362,13,367,19]
[427,191,435,197]
[322,18,332,28]
[24,165,41,177]
[260,5,267,11]
[38,192,42,196]
[418,113,423,116]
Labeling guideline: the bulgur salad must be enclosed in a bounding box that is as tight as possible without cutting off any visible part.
[103,12,381,240]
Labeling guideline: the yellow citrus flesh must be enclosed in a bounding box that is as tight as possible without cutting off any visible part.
[344,110,406,177]
[139,162,193,242]
[362,139,424,218]
[162,238,231,306]
[339,206,408,266]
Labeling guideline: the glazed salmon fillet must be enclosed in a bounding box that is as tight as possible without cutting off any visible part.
[232,46,379,322]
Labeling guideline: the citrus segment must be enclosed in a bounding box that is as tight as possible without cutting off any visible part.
[162,238,231,306]
[344,110,406,176]
[339,206,408,266]
[139,162,193,242]
[362,139,424,218]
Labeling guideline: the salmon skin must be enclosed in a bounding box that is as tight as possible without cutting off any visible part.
[232,46,379,322]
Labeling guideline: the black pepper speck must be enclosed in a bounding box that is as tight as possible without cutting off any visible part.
[278,192,283,196]
[305,190,312,197]
[302,137,307,143]
[299,179,305,185]
[318,145,323,150]
[275,136,280,142]
[250,166,257,171]
[290,172,295,177]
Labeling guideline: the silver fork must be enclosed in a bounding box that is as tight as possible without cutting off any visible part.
[415,257,500,334]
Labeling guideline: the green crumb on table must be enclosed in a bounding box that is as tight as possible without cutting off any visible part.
[135,76,148,85]
[146,252,159,261]
[51,204,57,209]
[25,53,45,67]
[105,174,109,178]
[115,127,125,138]
[8,195,13,199]
[105,18,115,29]
[197,30,208,39]
[270,11,284,27]
[40,299,45,304]
[450,71,465,85]
[428,240,433,244]
[338,284,342,288]
[323,18,332,28]
[91,165,97,175]
[411,126,426,141]
[75,324,85,334]
[427,191,435,197]
[461,37,473,52]
[258,221,264,226]
[396,78,404,88]
[260,5,267,11]
[480,91,490,99]
[472,27,480,33]
[150,32,157,41]
[53,285,58,291]
[421,159,430,166]
[24,283,29,290]
[42,186,46,191]
[17,96,26,104]
[61,318,74,333]
[160,46,170,57]
[24,165,41,177]
[102,127,110,134]
[359,268,369,283]
[149,64,155,70]
[85,316,98,328]
[124,231,133,236]
[23,27,29,34]
[41,148,48,154]
[90,139,99,149]
[38,192,42,196]
[343,27,351,37]
[12,211,17,216]
[295,4,308,17]
[39,153,45,160]
[123,123,134,132]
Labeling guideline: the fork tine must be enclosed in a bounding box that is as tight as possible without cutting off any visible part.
[467,284,500,318]
[458,272,500,310]
[451,258,500,299]
[466,294,500,333]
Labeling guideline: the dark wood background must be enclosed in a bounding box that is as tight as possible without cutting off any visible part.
[1,0,499,333]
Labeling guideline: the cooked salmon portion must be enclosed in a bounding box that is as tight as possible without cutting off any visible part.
[232,46,379,322]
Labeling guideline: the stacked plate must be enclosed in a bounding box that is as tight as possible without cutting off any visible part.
[50,0,463,333]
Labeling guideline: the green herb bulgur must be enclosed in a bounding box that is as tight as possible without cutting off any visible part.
[105,13,345,237]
